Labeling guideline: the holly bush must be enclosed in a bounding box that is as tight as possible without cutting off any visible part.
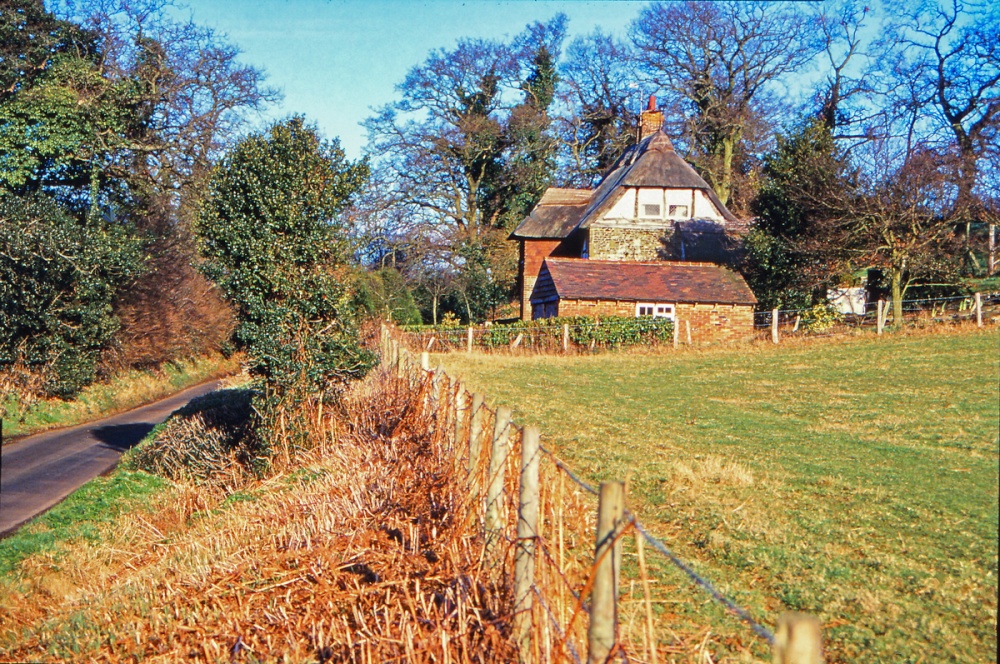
[196,117,374,403]
[0,196,144,398]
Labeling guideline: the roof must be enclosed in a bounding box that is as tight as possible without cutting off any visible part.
[511,130,737,239]
[577,131,737,227]
[536,258,757,306]
[510,188,590,239]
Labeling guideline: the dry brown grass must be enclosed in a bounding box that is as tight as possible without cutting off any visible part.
[0,366,518,662]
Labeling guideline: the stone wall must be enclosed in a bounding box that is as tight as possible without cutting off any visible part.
[588,227,670,261]
[555,299,755,342]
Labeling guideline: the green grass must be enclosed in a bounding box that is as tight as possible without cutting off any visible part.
[0,470,167,578]
[2,353,240,440]
[437,329,999,663]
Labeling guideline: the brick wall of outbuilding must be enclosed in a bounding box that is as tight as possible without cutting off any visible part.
[674,303,755,342]
[521,240,563,320]
[553,299,755,342]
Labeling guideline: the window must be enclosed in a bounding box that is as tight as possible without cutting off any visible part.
[636,303,675,320]
[669,205,689,218]
[642,203,662,218]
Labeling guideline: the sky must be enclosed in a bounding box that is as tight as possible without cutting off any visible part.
[181,0,648,158]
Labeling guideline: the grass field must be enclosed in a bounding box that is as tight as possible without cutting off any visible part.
[436,329,999,663]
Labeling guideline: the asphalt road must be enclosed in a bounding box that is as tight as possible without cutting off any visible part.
[0,380,223,537]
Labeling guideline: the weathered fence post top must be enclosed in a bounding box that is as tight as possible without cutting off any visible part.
[773,612,824,664]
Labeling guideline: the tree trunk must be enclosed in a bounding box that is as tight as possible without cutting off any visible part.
[432,293,438,326]
[717,135,734,207]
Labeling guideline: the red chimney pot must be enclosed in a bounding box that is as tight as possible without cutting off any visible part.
[647,95,657,111]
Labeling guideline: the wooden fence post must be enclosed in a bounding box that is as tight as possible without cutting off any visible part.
[467,326,474,354]
[877,299,884,335]
[672,320,679,349]
[588,481,625,664]
[563,323,569,353]
[485,406,512,559]
[511,333,524,349]
[975,292,982,327]
[420,351,430,371]
[453,384,468,459]
[772,612,824,664]
[468,393,486,496]
[515,426,541,663]
[771,308,779,344]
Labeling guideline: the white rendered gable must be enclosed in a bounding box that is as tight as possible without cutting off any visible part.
[597,187,725,224]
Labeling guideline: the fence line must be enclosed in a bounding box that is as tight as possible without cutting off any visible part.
[397,292,997,356]
[379,325,825,663]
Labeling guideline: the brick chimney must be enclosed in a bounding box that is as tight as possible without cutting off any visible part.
[639,94,663,140]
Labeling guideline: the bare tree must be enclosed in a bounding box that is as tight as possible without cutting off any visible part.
[363,19,565,322]
[888,0,999,213]
[555,30,640,186]
[794,135,963,323]
[813,0,887,143]
[630,1,821,209]
[52,0,279,204]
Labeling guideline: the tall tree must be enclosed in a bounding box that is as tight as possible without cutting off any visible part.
[630,1,820,210]
[556,30,640,186]
[744,118,843,309]
[790,136,963,323]
[362,17,565,322]
[888,0,999,211]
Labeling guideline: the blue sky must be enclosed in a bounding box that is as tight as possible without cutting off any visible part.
[182,1,648,158]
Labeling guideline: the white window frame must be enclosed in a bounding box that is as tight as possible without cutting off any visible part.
[641,203,662,218]
[636,303,675,321]
[668,204,689,219]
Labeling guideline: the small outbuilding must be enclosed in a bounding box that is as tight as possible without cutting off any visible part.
[530,258,757,341]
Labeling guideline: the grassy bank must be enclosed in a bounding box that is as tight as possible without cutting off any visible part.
[436,329,999,662]
[0,471,167,577]
[2,354,241,440]
[0,371,511,662]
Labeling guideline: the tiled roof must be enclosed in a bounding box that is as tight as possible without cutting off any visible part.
[539,258,757,305]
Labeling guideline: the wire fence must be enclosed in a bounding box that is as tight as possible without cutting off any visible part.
[752,292,1000,334]
[379,326,823,663]
[397,293,997,356]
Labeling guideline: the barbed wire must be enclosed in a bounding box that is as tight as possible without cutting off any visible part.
[753,291,1000,319]
[539,445,600,496]
[632,518,775,645]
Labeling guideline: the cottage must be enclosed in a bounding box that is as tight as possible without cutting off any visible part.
[510,96,757,340]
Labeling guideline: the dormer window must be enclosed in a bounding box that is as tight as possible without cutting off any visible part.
[642,203,662,218]
[669,205,689,218]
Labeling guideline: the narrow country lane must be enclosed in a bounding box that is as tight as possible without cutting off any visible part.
[0,380,223,536]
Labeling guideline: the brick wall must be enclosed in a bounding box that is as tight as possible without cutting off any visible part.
[675,303,755,342]
[589,227,671,261]
[555,299,755,342]
[557,299,634,318]
[521,240,563,320]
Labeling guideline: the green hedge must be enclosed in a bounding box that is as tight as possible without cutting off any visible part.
[406,316,675,349]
